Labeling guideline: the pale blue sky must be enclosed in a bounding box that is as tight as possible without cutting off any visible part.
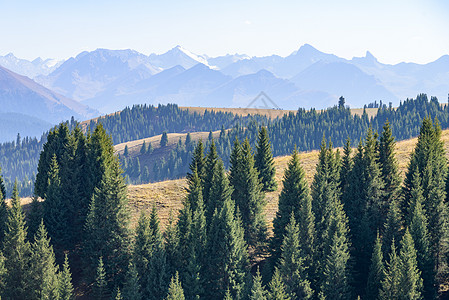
[0,0,448,64]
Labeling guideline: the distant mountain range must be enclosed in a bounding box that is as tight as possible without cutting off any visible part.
[0,43,448,120]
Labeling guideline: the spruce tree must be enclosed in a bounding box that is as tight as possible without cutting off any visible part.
[94,257,108,299]
[203,140,219,207]
[58,254,74,300]
[207,159,233,223]
[2,181,31,299]
[267,268,290,300]
[140,141,147,154]
[255,127,277,192]
[186,140,205,186]
[379,240,401,300]
[83,152,131,288]
[205,195,248,299]
[366,233,384,300]
[278,214,313,300]
[144,206,169,300]
[27,195,43,240]
[0,251,6,296]
[133,210,152,295]
[229,138,267,249]
[399,228,423,300]
[160,131,168,147]
[408,168,435,299]
[339,137,352,194]
[29,221,60,300]
[271,148,313,268]
[0,167,7,245]
[164,210,179,277]
[165,272,185,300]
[122,261,142,300]
[382,197,402,256]
[250,269,267,300]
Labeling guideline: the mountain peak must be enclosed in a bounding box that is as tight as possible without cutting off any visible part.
[365,51,377,61]
[294,43,320,56]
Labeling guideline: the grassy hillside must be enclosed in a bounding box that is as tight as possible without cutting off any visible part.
[126,128,449,230]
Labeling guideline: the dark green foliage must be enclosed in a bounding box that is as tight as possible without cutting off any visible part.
[29,221,60,300]
[0,251,6,296]
[27,195,43,240]
[399,229,423,300]
[83,141,131,289]
[366,233,384,300]
[229,138,267,249]
[59,254,74,300]
[186,140,205,190]
[205,194,248,299]
[250,269,267,300]
[203,140,219,207]
[94,257,108,299]
[271,148,313,269]
[403,117,449,285]
[279,214,313,300]
[0,166,8,245]
[122,261,142,300]
[379,240,401,299]
[124,145,129,157]
[133,210,152,297]
[339,137,352,193]
[206,159,233,223]
[160,131,168,147]
[2,181,31,299]
[165,272,185,300]
[267,268,290,300]
[164,210,179,277]
[255,127,277,192]
[140,141,147,154]
[382,197,403,256]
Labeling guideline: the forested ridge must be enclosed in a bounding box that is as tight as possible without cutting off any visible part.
[1,93,449,195]
[0,115,448,299]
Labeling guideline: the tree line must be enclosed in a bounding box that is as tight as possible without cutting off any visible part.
[1,114,447,299]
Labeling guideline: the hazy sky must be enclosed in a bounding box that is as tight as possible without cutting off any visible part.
[0,0,448,64]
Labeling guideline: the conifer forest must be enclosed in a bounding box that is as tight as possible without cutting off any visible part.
[1,94,449,299]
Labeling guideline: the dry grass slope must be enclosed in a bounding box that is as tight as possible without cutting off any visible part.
[127,128,449,230]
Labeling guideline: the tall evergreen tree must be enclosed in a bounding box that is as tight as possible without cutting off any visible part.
[229,138,267,249]
[408,168,435,299]
[250,269,267,300]
[29,221,60,300]
[203,140,219,205]
[379,240,401,300]
[205,195,248,299]
[133,210,152,298]
[164,210,179,277]
[165,272,185,300]
[0,166,7,245]
[140,141,147,154]
[271,148,314,269]
[160,131,168,147]
[399,229,423,300]
[278,214,313,300]
[382,197,403,256]
[83,139,131,288]
[122,261,142,300]
[27,195,43,240]
[94,256,108,299]
[339,137,352,194]
[207,159,233,223]
[267,268,290,300]
[366,233,384,300]
[254,127,277,192]
[58,254,74,300]
[2,181,31,299]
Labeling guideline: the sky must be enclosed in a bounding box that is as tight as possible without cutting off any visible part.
[0,0,448,64]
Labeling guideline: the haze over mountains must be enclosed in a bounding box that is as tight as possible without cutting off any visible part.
[0,43,448,138]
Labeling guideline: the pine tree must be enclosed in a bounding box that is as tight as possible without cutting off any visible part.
[0,167,7,245]
[43,154,68,252]
[206,159,233,223]
[408,169,435,299]
[267,268,290,300]
[140,141,147,154]
[203,140,219,206]
[94,257,108,299]
[279,214,313,300]
[83,151,131,288]
[124,145,129,157]
[229,138,267,249]
[164,210,179,277]
[29,221,60,300]
[399,228,423,300]
[379,240,401,300]
[122,261,142,300]
[382,197,402,256]
[379,120,402,213]
[255,127,277,192]
[205,195,248,299]
[27,195,43,240]
[271,148,313,268]
[339,137,352,193]
[165,272,185,300]
[250,268,267,300]
[160,131,168,147]
[2,181,31,299]
[319,198,351,300]
[186,140,205,186]
[366,233,384,300]
[144,206,169,300]
[58,254,74,300]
